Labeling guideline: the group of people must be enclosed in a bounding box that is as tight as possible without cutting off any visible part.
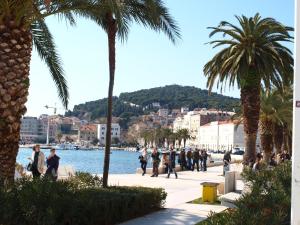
[253,150,291,171]
[138,146,211,178]
[28,145,60,181]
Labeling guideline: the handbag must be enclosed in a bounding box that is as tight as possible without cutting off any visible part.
[27,163,33,171]
[51,168,58,177]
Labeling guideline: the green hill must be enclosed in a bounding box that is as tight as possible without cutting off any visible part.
[65,85,240,120]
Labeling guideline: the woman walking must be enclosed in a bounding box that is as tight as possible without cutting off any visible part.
[139,148,148,176]
[167,146,178,179]
[45,148,60,181]
[151,148,160,177]
[29,145,45,178]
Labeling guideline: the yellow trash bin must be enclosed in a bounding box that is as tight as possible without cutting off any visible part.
[200,182,219,203]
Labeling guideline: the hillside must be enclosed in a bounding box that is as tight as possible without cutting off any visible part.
[65,85,240,120]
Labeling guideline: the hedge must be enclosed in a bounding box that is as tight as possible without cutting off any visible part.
[0,174,167,225]
[197,162,291,225]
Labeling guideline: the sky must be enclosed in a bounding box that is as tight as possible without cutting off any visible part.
[26,0,295,116]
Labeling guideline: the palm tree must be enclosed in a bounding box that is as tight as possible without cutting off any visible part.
[89,0,180,187]
[177,129,190,148]
[259,90,280,162]
[260,86,293,162]
[203,14,293,164]
[0,0,98,183]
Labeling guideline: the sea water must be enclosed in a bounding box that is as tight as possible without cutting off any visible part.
[17,148,140,174]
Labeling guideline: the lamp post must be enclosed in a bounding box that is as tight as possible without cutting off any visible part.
[292,1,300,224]
[44,105,57,145]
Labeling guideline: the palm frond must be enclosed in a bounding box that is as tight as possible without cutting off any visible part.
[31,19,69,109]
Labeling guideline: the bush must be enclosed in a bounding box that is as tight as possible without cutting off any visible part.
[198,162,291,225]
[0,177,167,225]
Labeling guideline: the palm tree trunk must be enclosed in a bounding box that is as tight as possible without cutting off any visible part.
[241,82,260,165]
[0,19,32,184]
[273,124,283,154]
[260,120,273,163]
[281,123,288,153]
[102,14,117,188]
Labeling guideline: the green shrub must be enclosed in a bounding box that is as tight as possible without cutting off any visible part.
[0,178,167,225]
[198,162,291,225]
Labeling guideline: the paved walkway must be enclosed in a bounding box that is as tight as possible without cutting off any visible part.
[108,165,240,225]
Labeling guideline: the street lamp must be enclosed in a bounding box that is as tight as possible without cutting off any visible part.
[44,105,57,145]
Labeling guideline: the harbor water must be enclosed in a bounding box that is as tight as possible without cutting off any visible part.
[17,148,140,174]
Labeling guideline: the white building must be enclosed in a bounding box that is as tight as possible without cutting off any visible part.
[20,117,39,143]
[158,108,169,117]
[173,110,234,147]
[97,123,121,145]
[181,107,189,114]
[199,121,260,151]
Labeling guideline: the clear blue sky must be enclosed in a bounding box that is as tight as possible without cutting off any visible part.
[26,0,294,116]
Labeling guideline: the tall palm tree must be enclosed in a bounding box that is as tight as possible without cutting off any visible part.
[177,129,190,148]
[0,0,97,183]
[260,86,293,161]
[259,89,280,162]
[89,0,180,187]
[203,14,293,164]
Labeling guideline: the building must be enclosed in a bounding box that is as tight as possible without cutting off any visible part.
[97,123,121,145]
[78,124,98,143]
[158,108,169,117]
[20,117,39,143]
[38,115,58,140]
[181,107,189,114]
[199,121,260,151]
[173,109,234,147]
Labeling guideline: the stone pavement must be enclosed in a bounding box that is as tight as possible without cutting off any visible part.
[108,165,238,225]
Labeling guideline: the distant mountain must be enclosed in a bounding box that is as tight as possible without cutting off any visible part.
[65,85,240,121]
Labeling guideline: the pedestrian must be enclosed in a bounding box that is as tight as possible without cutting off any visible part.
[45,148,60,181]
[139,148,148,176]
[186,148,192,170]
[151,148,160,177]
[280,150,291,162]
[253,153,263,172]
[29,144,45,178]
[269,153,277,167]
[167,145,178,179]
[192,149,200,172]
[162,152,169,173]
[179,148,187,170]
[223,150,231,175]
[201,150,208,172]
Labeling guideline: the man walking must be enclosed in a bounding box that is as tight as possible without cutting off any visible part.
[192,149,200,172]
[167,145,178,179]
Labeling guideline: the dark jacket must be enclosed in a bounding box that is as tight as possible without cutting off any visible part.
[46,155,60,176]
[187,150,192,159]
[151,152,160,163]
[169,151,176,168]
[193,150,200,161]
[223,152,231,163]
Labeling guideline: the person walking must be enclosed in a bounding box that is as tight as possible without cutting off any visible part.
[223,150,232,175]
[192,149,200,172]
[280,150,291,162]
[151,148,160,177]
[167,146,178,179]
[179,148,187,170]
[29,145,45,178]
[186,148,192,170]
[139,148,148,176]
[253,153,263,172]
[45,148,60,181]
[201,150,208,172]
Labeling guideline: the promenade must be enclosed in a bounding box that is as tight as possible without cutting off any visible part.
[108,165,241,225]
